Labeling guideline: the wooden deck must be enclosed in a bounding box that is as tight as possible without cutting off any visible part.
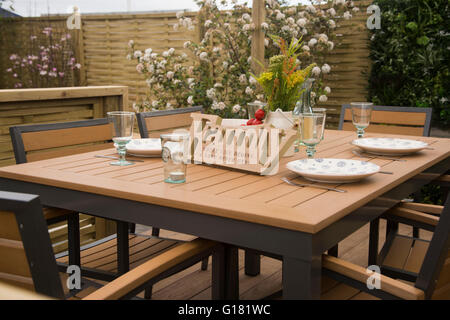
[131,221,433,300]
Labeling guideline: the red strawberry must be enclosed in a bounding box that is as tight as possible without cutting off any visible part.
[247,118,255,125]
[255,109,265,121]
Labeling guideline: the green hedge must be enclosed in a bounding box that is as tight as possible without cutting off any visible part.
[368,0,449,128]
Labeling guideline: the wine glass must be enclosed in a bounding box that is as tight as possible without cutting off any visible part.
[298,113,326,158]
[107,111,135,166]
[351,102,373,138]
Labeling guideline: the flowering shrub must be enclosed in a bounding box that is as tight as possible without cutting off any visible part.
[6,27,80,88]
[128,0,359,117]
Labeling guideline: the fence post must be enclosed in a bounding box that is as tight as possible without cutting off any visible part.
[75,15,86,86]
[251,0,265,75]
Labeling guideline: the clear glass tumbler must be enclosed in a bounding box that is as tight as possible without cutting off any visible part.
[161,133,189,184]
[351,102,373,138]
[107,111,135,166]
[298,113,326,158]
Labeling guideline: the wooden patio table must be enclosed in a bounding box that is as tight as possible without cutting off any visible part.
[0,129,449,299]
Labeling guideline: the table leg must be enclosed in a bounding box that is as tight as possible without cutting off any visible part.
[245,250,261,276]
[369,218,380,266]
[67,213,81,267]
[212,244,239,299]
[116,221,130,275]
[282,255,321,300]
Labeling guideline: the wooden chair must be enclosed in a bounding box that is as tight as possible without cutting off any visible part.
[9,119,212,296]
[338,105,432,137]
[339,104,447,246]
[0,190,221,300]
[318,193,450,300]
[136,106,203,139]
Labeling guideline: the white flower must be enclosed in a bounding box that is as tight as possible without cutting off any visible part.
[166,71,174,79]
[249,76,257,85]
[206,88,216,99]
[218,102,226,110]
[301,45,310,52]
[311,92,316,99]
[151,53,158,59]
[133,50,142,58]
[261,22,269,30]
[327,41,335,50]
[214,83,223,88]
[306,5,316,14]
[204,20,213,27]
[128,40,134,48]
[276,12,285,20]
[145,48,153,55]
[318,34,328,43]
[152,100,159,108]
[308,38,318,47]
[199,52,208,61]
[352,7,360,13]
[168,48,175,55]
[343,11,352,20]
[245,87,253,95]
[213,47,220,53]
[324,87,331,94]
[297,18,307,27]
[242,13,251,21]
[335,0,345,5]
[328,20,336,29]
[287,17,295,24]
[282,25,291,33]
[322,64,331,74]
[176,11,184,19]
[312,66,321,76]
[166,102,173,110]
[173,24,179,31]
[319,95,328,102]
[187,78,195,84]
[162,51,169,57]
[126,54,132,60]
[247,56,252,64]
[239,74,247,84]
[187,96,194,105]
[184,41,191,49]
[222,61,229,69]
[232,104,241,113]
[327,8,336,16]
[264,39,269,47]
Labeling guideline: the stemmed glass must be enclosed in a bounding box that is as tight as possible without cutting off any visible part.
[351,102,373,138]
[107,111,135,166]
[298,113,326,158]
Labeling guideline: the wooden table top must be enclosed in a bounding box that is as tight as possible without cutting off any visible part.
[1,130,449,234]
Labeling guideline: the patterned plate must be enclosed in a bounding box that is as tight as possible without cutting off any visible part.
[286,158,380,183]
[126,139,161,157]
[352,138,428,156]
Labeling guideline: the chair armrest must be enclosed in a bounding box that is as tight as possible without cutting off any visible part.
[83,239,217,300]
[384,205,439,229]
[400,201,443,216]
[322,254,424,300]
[0,281,55,300]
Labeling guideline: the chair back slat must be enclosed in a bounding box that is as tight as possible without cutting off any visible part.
[137,106,203,138]
[0,192,64,298]
[415,194,450,299]
[339,105,432,137]
[10,118,112,164]
[342,122,424,136]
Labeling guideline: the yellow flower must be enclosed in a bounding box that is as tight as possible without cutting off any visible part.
[257,72,273,84]
[286,70,305,89]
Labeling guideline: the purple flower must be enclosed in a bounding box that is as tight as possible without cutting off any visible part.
[9,54,18,60]
[58,72,65,77]
[6,68,12,72]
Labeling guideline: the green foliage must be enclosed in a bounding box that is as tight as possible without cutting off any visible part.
[368,0,450,127]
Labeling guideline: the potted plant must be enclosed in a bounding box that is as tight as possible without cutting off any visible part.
[254,36,315,130]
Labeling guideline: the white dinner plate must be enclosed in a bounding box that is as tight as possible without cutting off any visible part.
[126,139,162,157]
[286,158,380,183]
[352,138,428,156]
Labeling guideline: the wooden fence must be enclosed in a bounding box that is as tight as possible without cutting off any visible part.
[0,1,371,127]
